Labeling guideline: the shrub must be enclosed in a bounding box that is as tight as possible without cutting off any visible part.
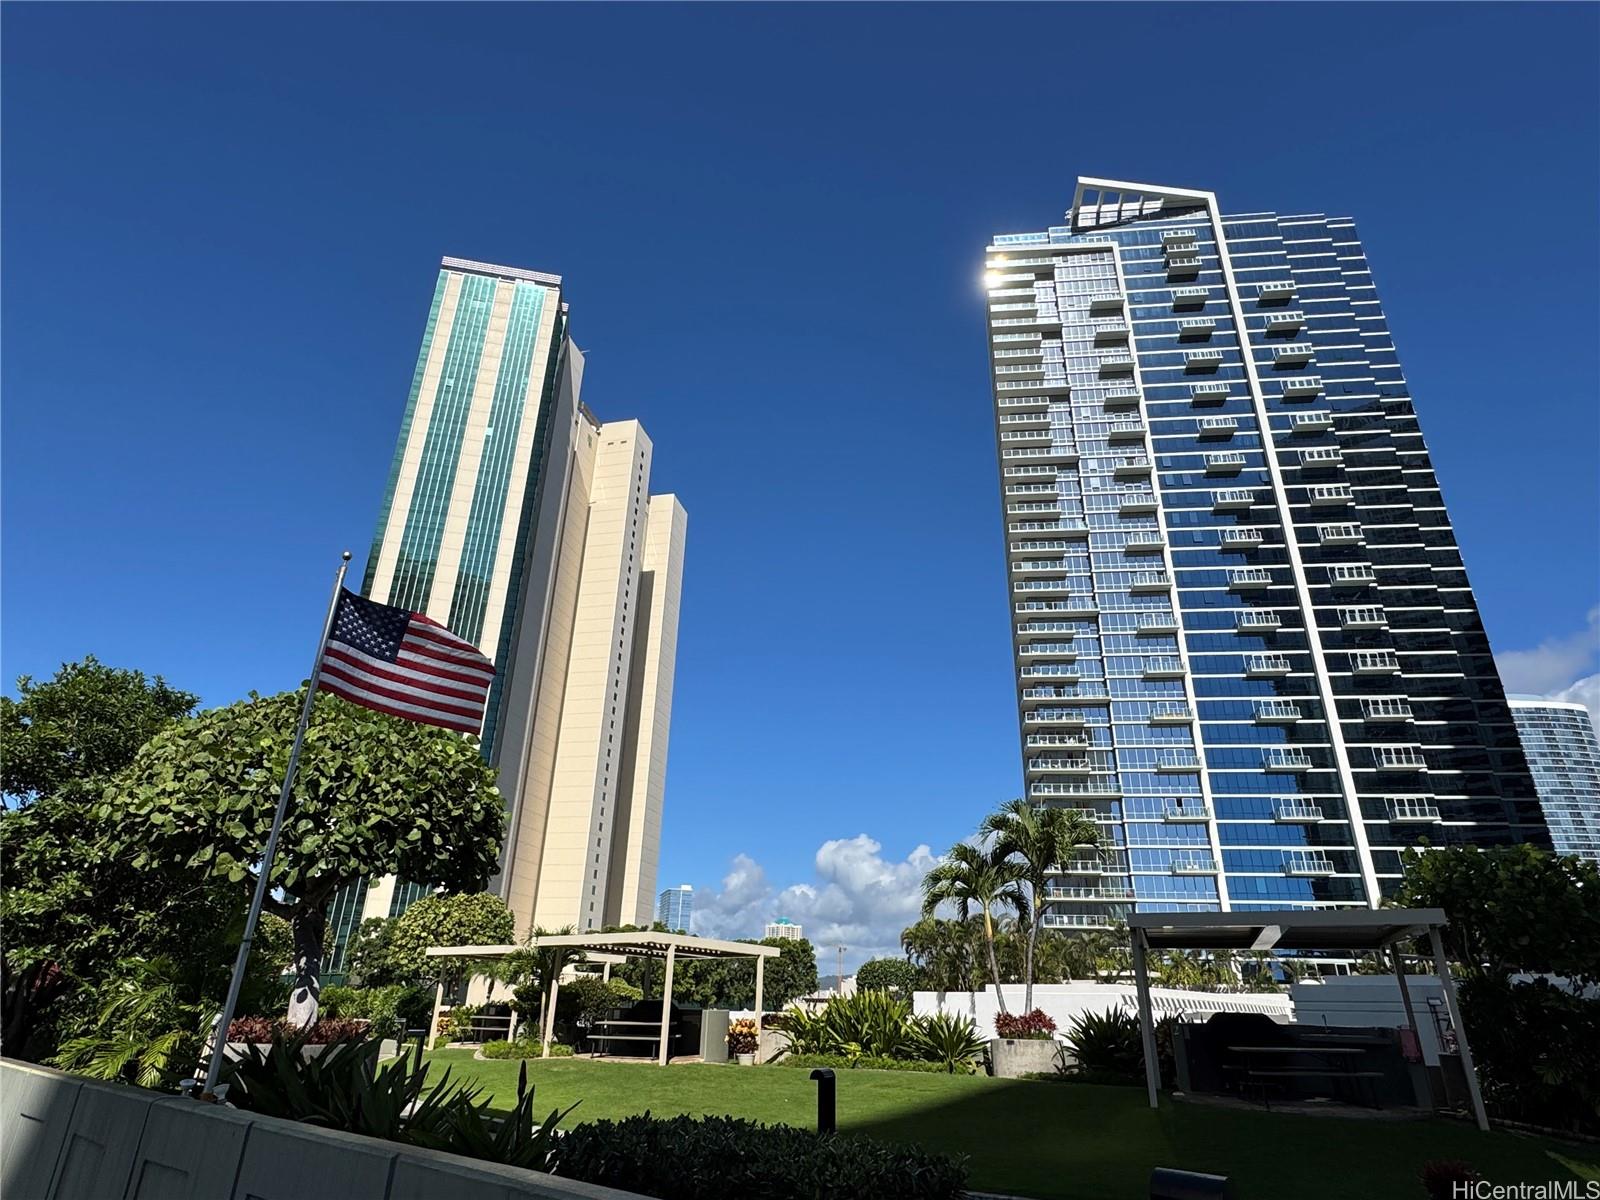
[1460,975,1600,1135]
[318,985,363,1019]
[855,958,922,997]
[994,1009,1056,1040]
[481,1039,574,1059]
[727,1018,759,1055]
[1422,1161,1482,1200]
[549,1113,967,1199]
[778,997,983,1071]
[446,1004,481,1040]
[778,1053,948,1074]
[1061,1009,1142,1081]
[559,976,635,1026]
[226,1015,366,1045]
[912,1011,986,1073]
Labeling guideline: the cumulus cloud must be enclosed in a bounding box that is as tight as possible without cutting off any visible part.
[1549,673,1600,727]
[693,836,939,971]
[1495,607,1600,696]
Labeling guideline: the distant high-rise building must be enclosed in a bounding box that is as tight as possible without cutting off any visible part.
[1510,698,1600,864]
[656,884,694,933]
[764,918,803,941]
[982,177,1545,925]
[328,257,687,970]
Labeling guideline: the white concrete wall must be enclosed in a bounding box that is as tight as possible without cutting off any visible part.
[1290,975,1450,1065]
[914,983,1293,1040]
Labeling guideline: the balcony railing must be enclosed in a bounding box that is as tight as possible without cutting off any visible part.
[1106,420,1147,441]
[1272,343,1315,365]
[1042,914,1116,930]
[1246,654,1292,676]
[1016,599,1101,617]
[1129,572,1172,592]
[1198,416,1237,436]
[1265,310,1305,332]
[1213,488,1256,510]
[1290,410,1333,431]
[1258,281,1296,302]
[1280,375,1323,398]
[1118,491,1158,513]
[1300,447,1342,468]
[1026,733,1090,749]
[1318,523,1362,546]
[1362,697,1413,721]
[1155,752,1202,773]
[1167,256,1203,276]
[1098,354,1136,376]
[1173,286,1209,307]
[1185,350,1224,372]
[1206,452,1247,473]
[1284,851,1334,875]
[1142,657,1186,679]
[1264,748,1314,771]
[1161,228,1199,246]
[1028,756,1095,773]
[1274,799,1325,822]
[1221,528,1264,549]
[1164,802,1211,822]
[1191,382,1231,402]
[1026,709,1088,726]
[1125,532,1166,553]
[1112,455,1152,476]
[1236,610,1282,632]
[1032,780,1123,798]
[1149,702,1193,724]
[1043,884,1137,902]
[1088,292,1124,310]
[1308,484,1354,505]
[1137,612,1180,635]
[1229,567,1272,589]
[1255,700,1303,722]
[1171,852,1217,874]
[1329,564,1377,586]
[1376,746,1428,771]
[1387,798,1442,822]
[1352,650,1401,674]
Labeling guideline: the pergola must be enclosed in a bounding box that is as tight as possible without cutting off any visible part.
[1125,907,1488,1131]
[426,931,780,1065]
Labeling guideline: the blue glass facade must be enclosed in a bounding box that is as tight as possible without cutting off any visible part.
[987,179,1546,925]
[1510,699,1600,864]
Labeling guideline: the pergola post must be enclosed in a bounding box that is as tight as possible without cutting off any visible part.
[658,945,677,1066]
[1428,928,1489,1132]
[753,954,766,1061]
[1388,944,1422,1047]
[1131,928,1160,1109]
[428,979,446,1050]
[543,970,562,1059]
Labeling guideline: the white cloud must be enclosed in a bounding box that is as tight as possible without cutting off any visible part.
[1495,607,1600,696]
[1549,673,1600,728]
[693,835,938,971]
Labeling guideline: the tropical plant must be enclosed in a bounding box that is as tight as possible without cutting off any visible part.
[855,957,922,997]
[901,917,980,994]
[993,1008,1056,1040]
[1061,1008,1143,1081]
[921,842,1026,1013]
[446,1004,481,1040]
[385,892,515,993]
[726,1018,759,1055]
[484,926,586,1035]
[913,1010,987,1073]
[47,957,204,1088]
[980,799,1099,1011]
[481,1039,573,1059]
[102,688,505,1025]
[778,1052,948,1074]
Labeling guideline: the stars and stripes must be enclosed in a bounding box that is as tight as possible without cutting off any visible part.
[317,589,494,734]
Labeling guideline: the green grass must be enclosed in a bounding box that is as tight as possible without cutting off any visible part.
[429,1050,1597,1199]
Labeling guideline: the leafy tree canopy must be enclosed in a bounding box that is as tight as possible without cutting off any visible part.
[855,958,923,997]
[386,892,516,988]
[1393,845,1600,983]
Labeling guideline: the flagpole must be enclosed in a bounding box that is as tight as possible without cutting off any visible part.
[202,550,351,1099]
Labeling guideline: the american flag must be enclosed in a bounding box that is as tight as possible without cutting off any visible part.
[318,589,495,734]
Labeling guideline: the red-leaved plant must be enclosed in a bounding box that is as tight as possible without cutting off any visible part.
[993,1009,1057,1040]
[227,1016,367,1045]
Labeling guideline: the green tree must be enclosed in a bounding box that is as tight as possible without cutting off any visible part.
[855,958,922,998]
[386,892,515,993]
[980,799,1100,1011]
[486,927,588,1033]
[102,689,505,1025]
[922,843,1026,1014]
[663,937,818,1011]
[1392,845,1600,982]
[0,659,206,1056]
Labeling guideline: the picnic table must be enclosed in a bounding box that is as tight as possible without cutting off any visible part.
[585,1018,666,1059]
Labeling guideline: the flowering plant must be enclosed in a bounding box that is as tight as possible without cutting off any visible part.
[726,1018,759,1055]
[993,1009,1056,1040]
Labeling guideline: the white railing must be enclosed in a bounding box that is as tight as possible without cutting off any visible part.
[1199,416,1237,433]
[1246,654,1292,674]
[1255,701,1302,721]
[1213,489,1256,508]
[1221,529,1264,547]
[1236,611,1282,630]
[1362,697,1413,720]
[1171,853,1217,873]
[1329,564,1377,584]
[1149,702,1193,723]
[1264,748,1314,770]
[1387,798,1441,821]
[1318,523,1362,544]
[1376,746,1428,771]
[1352,650,1400,673]
[1274,800,1324,822]
[1284,851,1334,875]
[1230,568,1272,587]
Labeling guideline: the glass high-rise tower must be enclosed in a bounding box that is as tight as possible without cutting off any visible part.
[1509,698,1600,864]
[983,177,1546,923]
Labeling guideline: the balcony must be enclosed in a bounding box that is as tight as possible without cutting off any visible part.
[1212,488,1256,510]
[1171,852,1217,875]
[1329,564,1377,587]
[1362,697,1414,722]
[1164,802,1211,822]
[1352,650,1401,675]
[1185,349,1224,372]
[1376,746,1428,772]
[1027,756,1095,776]
[1191,382,1230,403]
[1113,456,1153,478]
[1338,606,1387,632]
[1265,310,1305,333]
[1300,447,1342,470]
[1130,571,1172,593]
[1291,410,1334,432]
[1149,702,1194,725]
[1318,523,1363,546]
[1258,281,1296,303]
[1106,420,1148,442]
[1019,642,1079,659]
[1264,748,1315,772]
[1274,800,1325,823]
[1229,567,1273,590]
[1205,451,1246,473]
[1178,317,1217,340]
[1246,654,1292,676]
[1026,732,1090,750]
[1280,375,1323,398]
[1023,683,1111,707]
[1166,256,1202,277]
[1221,528,1264,550]
[1142,657,1186,679]
[1273,343,1315,366]
[1025,709,1088,727]
[1016,598,1101,618]
[1156,752,1202,773]
[1236,610,1282,633]
[1056,853,1114,876]
[999,429,1051,446]
[1172,287,1209,308]
[1198,416,1237,437]
[1255,700,1303,723]
[997,394,1056,412]
[1308,484,1354,506]
[1042,914,1116,930]
[1020,664,1083,683]
[1009,518,1089,535]
[1032,780,1124,799]
[1387,798,1442,822]
[1137,612,1180,635]
[1161,228,1199,247]
[1098,354,1136,376]
[1284,851,1335,876]
[1044,884,1137,902]
[1091,319,1130,344]
[1117,490,1159,514]
[1088,292,1124,312]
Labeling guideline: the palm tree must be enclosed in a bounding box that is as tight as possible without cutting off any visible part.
[922,842,1027,1014]
[482,926,587,1037]
[980,799,1100,1011]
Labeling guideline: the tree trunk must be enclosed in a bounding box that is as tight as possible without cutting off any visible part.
[1024,891,1040,1013]
[286,902,328,1028]
[983,910,1008,1015]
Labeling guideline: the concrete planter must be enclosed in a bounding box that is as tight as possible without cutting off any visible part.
[989,1037,1061,1078]
[735,1053,755,1067]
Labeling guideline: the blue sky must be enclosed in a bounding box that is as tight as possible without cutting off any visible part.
[4,4,1597,964]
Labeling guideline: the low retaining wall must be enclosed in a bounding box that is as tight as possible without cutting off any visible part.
[915,983,1294,1041]
[0,1058,643,1200]
[989,1038,1060,1078]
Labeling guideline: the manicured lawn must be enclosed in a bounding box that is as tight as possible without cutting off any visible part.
[428,1050,1598,1199]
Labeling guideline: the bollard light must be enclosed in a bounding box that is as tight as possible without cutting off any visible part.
[809,1067,836,1135]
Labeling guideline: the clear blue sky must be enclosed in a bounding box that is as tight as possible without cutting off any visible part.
[4,4,1597,958]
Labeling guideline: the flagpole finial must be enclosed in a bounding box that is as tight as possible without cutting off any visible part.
[342,550,352,562]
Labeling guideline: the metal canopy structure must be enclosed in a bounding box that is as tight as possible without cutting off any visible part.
[1125,908,1489,1130]
[426,932,780,1065]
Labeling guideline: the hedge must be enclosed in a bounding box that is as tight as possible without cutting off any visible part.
[777,1052,948,1074]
